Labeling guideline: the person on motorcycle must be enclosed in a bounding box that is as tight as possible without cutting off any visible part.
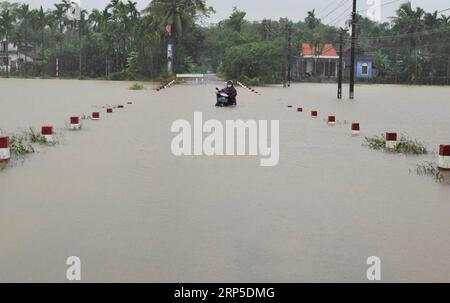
[216,80,237,107]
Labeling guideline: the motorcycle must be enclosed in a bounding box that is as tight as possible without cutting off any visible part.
[215,88,236,107]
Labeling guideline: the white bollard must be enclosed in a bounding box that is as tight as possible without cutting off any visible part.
[70,117,81,130]
[0,136,11,164]
[328,116,336,125]
[41,126,54,143]
[439,145,450,171]
[351,123,360,136]
[386,132,397,149]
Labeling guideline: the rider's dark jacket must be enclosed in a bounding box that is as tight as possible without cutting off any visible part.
[220,86,237,101]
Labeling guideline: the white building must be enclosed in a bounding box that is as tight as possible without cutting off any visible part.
[299,43,339,79]
[0,41,39,72]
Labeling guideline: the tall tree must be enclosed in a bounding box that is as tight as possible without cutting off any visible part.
[144,0,213,72]
[305,10,320,30]
[0,9,16,77]
[14,4,33,72]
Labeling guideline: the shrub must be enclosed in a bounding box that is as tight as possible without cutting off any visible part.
[416,162,444,182]
[29,128,47,144]
[129,83,145,90]
[364,134,428,155]
[9,135,35,156]
[242,76,262,86]
[221,39,285,85]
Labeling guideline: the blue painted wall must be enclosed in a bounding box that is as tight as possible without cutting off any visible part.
[356,60,373,78]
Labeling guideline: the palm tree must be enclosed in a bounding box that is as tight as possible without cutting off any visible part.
[146,0,212,38]
[305,10,320,30]
[33,6,48,61]
[0,9,16,78]
[14,4,33,73]
[392,2,426,82]
[89,8,113,75]
[225,7,246,32]
[144,0,213,72]
[49,1,70,77]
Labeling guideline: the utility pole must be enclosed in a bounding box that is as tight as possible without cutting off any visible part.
[167,40,173,75]
[349,0,357,99]
[338,30,344,99]
[79,18,83,78]
[287,23,292,87]
[166,24,173,75]
[5,40,9,78]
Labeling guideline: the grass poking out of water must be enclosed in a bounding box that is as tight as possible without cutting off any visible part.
[29,127,48,144]
[364,135,386,150]
[9,134,35,156]
[416,162,444,182]
[129,83,145,90]
[364,134,428,155]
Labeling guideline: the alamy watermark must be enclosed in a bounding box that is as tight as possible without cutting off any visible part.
[171,112,280,167]
[66,1,82,21]
[66,256,81,281]
[366,0,382,22]
[366,256,381,281]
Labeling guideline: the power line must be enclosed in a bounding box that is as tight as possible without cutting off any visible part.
[316,0,339,16]
[357,0,402,14]
[327,3,353,27]
[319,0,352,21]
[343,26,450,41]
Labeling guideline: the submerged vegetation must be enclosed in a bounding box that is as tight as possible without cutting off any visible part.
[29,128,47,144]
[364,134,428,155]
[4,127,60,164]
[9,134,35,156]
[129,83,145,90]
[364,135,386,151]
[416,162,444,182]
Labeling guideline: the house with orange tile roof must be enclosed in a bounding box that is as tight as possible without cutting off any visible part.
[299,43,339,79]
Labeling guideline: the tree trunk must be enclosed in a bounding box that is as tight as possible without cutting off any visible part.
[24,36,28,75]
[5,37,9,78]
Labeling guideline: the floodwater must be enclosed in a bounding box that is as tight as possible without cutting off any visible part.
[0,78,449,282]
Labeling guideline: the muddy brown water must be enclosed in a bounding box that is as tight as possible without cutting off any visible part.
[0,78,449,282]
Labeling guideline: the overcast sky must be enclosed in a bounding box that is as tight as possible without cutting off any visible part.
[11,0,450,26]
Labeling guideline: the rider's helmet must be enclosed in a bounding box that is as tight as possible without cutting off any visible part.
[227,80,234,87]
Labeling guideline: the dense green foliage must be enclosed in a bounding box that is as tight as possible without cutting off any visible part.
[0,1,449,84]
[349,3,450,84]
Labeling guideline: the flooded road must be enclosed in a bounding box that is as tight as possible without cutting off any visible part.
[0,79,449,282]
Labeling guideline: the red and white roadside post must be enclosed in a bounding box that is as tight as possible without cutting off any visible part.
[41,126,54,143]
[311,111,318,118]
[92,112,100,120]
[70,117,81,130]
[297,107,303,112]
[107,108,113,114]
[328,116,336,125]
[351,123,360,136]
[0,136,11,164]
[438,145,450,171]
[386,133,398,149]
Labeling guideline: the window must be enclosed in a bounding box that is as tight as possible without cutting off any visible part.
[362,63,369,75]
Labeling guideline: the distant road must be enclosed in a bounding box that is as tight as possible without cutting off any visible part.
[204,73,222,84]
